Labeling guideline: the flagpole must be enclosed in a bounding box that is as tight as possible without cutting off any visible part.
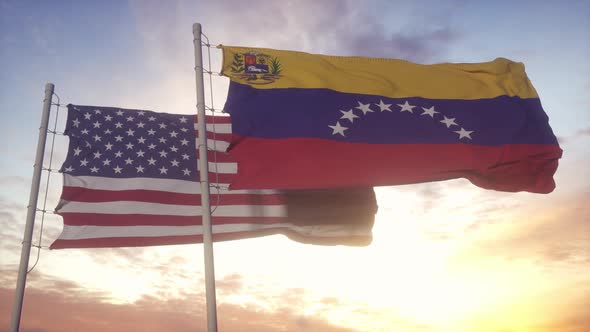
[10,83,54,332]
[192,23,218,332]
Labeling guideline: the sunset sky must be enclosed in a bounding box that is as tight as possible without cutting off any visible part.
[1,1,589,331]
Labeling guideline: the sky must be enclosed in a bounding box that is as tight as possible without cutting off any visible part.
[1,0,589,331]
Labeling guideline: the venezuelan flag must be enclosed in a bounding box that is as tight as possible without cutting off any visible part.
[220,46,562,193]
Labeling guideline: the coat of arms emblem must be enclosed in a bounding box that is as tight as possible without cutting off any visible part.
[229,51,282,84]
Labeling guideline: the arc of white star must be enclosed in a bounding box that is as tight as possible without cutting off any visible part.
[397,101,415,113]
[440,116,457,128]
[136,165,145,173]
[159,150,168,158]
[421,106,439,117]
[137,137,146,144]
[147,129,156,135]
[159,137,167,143]
[376,100,392,112]
[148,143,156,150]
[182,168,191,176]
[104,115,113,121]
[84,112,92,120]
[328,121,348,136]
[170,131,178,138]
[171,160,180,167]
[126,142,134,149]
[80,159,88,166]
[181,154,189,160]
[126,129,135,136]
[454,127,474,140]
[104,129,112,134]
[73,147,82,156]
[102,158,111,166]
[179,117,188,123]
[72,119,80,127]
[81,129,89,135]
[115,122,123,129]
[159,123,167,129]
[137,122,145,128]
[355,101,374,115]
[94,109,102,114]
[137,111,145,116]
[159,166,168,174]
[114,151,123,158]
[116,110,124,116]
[93,134,101,142]
[104,142,113,150]
[147,158,157,165]
[148,116,156,121]
[113,166,123,174]
[180,139,189,146]
[339,109,359,123]
[125,158,133,165]
[93,121,101,128]
[126,116,134,122]
[90,166,99,173]
[136,150,145,157]
[170,146,179,152]
[64,166,74,172]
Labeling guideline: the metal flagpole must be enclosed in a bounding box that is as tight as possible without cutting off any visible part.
[10,83,55,332]
[192,23,218,332]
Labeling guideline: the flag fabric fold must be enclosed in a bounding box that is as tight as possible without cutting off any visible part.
[50,105,376,249]
[220,46,562,193]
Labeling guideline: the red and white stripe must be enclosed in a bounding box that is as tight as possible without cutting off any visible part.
[51,114,372,249]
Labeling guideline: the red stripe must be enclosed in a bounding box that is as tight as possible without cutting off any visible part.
[229,137,562,193]
[49,229,370,249]
[204,115,231,124]
[204,150,234,163]
[205,172,235,184]
[197,131,232,142]
[59,213,287,226]
[60,187,285,205]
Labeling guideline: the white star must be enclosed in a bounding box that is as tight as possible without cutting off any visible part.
[137,137,146,144]
[64,166,74,172]
[72,119,80,127]
[93,134,102,142]
[148,143,156,150]
[328,121,348,136]
[73,147,82,156]
[104,129,112,135]
[80,159,88,166]
[454,127,474,140]
[126,129,135,136]
[93,109,102,114]
[440,116,458,128]
[102,158,111,166]
[116,110,124,116]
[93,121,101,128]
[136,150,145,157]
[180,139,189,146]
[104,142,113,150]
[159,123,167,129]
[376,100,392,112]
[159,166,168,174]
[182,168,191,176]
[170,146,178,152]
[339,109,359,123]
[397,101,415,113]
[104,115,113,121]
[137,122,145,128]
[159,137,167,143]
[180,128,188,133]
[421,106,439,118]
[124,158,133,165]
[169,131,178,138]
[114,151,123,158]
[148,116,156,121]
[159,150,168,158]
[355,101,373,115]
[114,135,123,142]
[115,122,123,129]
[147,158,157,165]
[85,141,92,148]
[136,165,145,173]
[125,142,134,150]
[81,129,89,135]
[138,111,145,116]
[181,154,189,160]
[147,129,156,135]
[113,165,123,173]
[84,112,92,120]
[171,160,180,167]
[90,166,99,173]
[179,117,188,123]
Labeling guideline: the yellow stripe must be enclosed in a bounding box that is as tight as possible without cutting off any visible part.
[220,45,539,99]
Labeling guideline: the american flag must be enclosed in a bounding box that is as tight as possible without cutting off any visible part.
[51,105,375,249]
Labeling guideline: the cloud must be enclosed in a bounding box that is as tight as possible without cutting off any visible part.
[0,274,359,332]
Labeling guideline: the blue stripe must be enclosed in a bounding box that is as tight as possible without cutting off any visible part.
[225,82,558,146]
